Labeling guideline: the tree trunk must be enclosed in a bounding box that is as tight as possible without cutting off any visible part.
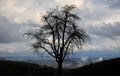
[57,61,62,76]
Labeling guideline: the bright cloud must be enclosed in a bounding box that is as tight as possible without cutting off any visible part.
[56,0,84,7]
[0,0,44,24]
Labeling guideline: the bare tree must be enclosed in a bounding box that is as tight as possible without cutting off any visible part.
[25,5,90,76]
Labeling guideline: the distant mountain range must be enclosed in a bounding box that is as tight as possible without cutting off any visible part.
[0,50,120,68]
[1,50,120,58]
[0,56,105,68]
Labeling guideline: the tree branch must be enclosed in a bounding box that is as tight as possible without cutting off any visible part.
[38,45,56,58]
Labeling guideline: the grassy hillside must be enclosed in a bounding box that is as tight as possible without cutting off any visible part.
[0,58,120,76]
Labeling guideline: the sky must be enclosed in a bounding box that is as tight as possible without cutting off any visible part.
[0,0,120,58]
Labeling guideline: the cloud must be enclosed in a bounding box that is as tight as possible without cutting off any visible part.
[0,17,24,43]
[84,35,120,51]
[55,0,84,7]
[75,0,120,24]
[0,0,44,24]
[73,22,120,52]
[0,0,120,56]
[87,22,120,39]
[0,0,119,25]
[82,22,120,51]
[0,42,33,56]
[91,0,120,9]
[0,0,84,24]
[105,0,120,9]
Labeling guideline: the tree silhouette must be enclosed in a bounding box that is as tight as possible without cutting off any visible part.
[25,5,90,76]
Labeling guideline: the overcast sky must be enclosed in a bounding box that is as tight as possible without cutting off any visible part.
[0,0,120,57]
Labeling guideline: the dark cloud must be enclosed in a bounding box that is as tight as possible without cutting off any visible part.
[91,0,106,5]
[105,0,120,9]
[91,0,120,9]
[76,0,119,24]
[0,17,23,43]
[87,22,120,38]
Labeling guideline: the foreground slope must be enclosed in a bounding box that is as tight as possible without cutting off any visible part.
[0,60,55,76]
[71,58,120,76]
[0,58,120,76]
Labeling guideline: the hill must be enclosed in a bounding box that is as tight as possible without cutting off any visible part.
[70,58,120,76]
[0,58,120,76]
[0,60,56,76]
